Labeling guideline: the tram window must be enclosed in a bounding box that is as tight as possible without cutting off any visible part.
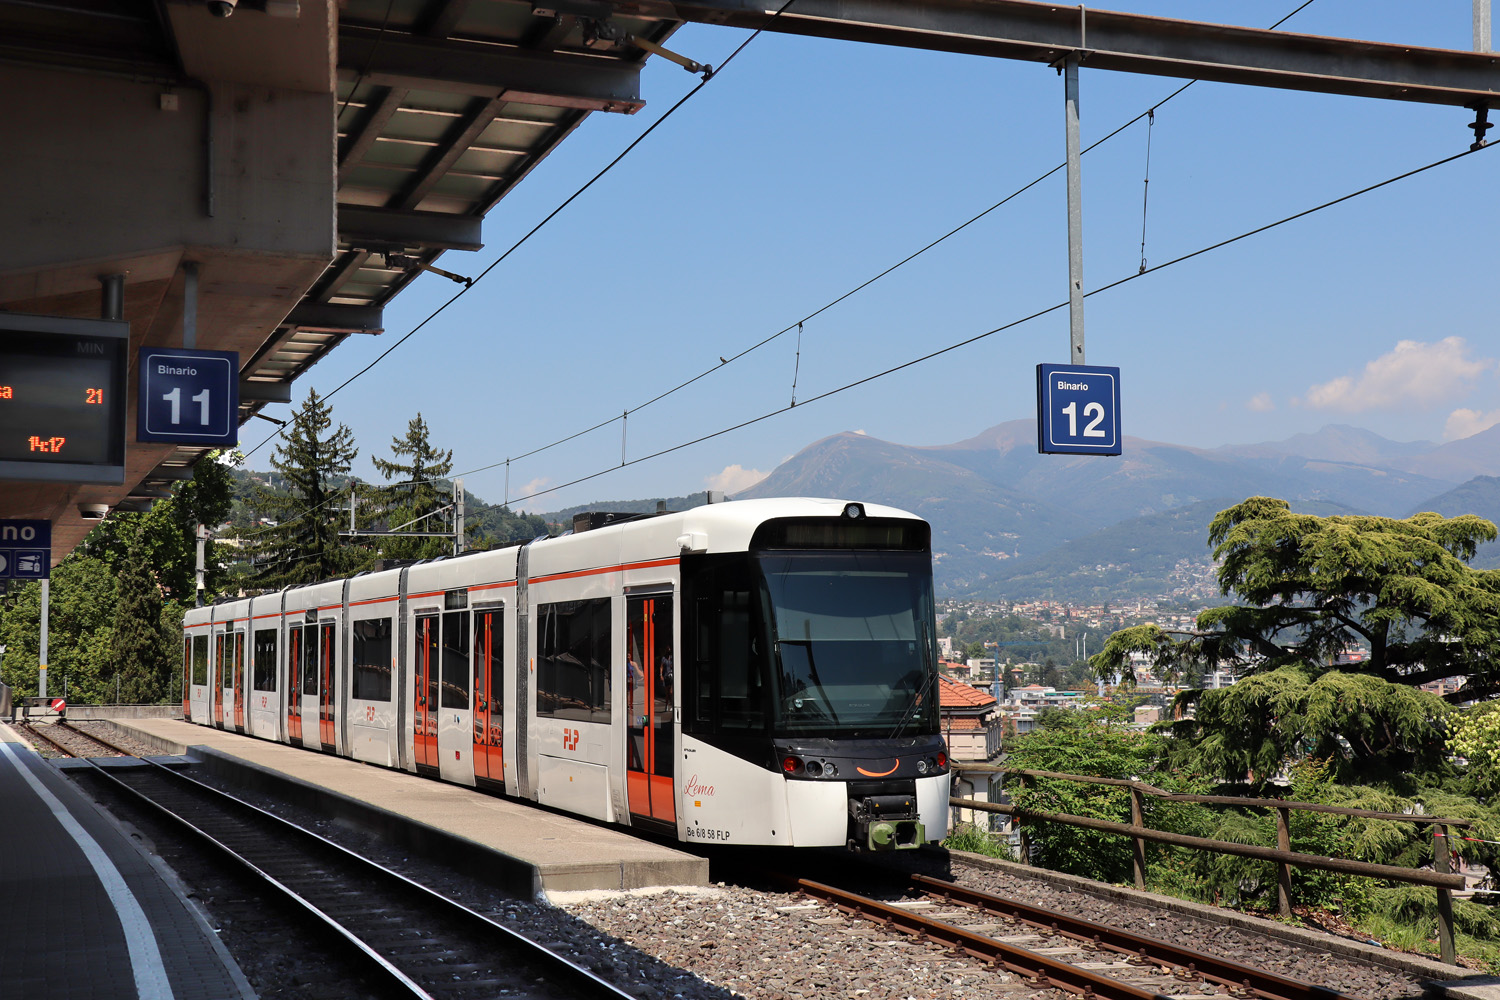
[537,598,611,724]
[715,590,764,730]
[302,624,318,695]
[475,610,504,716]
[352,618,393,702]
[233,632,246,684]
[441,610,470,709]
[253,629,277,692]
[192,635,208,685]
[684,555,768,735]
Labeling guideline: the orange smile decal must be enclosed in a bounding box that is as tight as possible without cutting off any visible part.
[855,761,900,778]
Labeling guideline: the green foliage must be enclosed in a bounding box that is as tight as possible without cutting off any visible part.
[1094,497,1500,698]
[364,412,455,561]
[1004,716,1172,884]
[79,452,237,603]
[1164,668,1452,789]
[0,556,117,701]
[245,389,369,588]
[942,823,1012,859]
[108,530,166,703]
[1452,702,1500,797]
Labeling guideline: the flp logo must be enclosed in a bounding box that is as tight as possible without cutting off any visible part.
[562,727,580,751]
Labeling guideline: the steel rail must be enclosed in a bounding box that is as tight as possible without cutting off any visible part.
[80,757,636,1000]
[909,874,1356,1000]
[57,720,138,758]
[796,877,1169,1000]
[16,719,122,758]
[79,757,436,1000]
[19,722,81,758]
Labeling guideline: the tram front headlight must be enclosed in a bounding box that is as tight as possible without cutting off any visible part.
[805,760,823,777]
[916,758,929,775]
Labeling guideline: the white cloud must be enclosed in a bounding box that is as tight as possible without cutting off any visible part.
[1304,337,1495,412]
[1444,407,1500,441]
[705,464,767,495]
[1246,392,1275,412]
[517,477,552,501]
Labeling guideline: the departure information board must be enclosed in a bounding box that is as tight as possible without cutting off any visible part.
[0,313,129,483]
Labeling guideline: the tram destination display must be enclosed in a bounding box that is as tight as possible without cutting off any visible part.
[0,313,129,483]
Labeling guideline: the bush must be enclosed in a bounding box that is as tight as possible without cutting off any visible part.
[943,823,1011,859]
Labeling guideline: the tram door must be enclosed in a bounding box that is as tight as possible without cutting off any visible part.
[626,593,676,828]
[182,637,191,720]
[232,630,246,731]
[318,622,337,751]
[472,608,504,785]
[413,614,439,773]
[212,632,226,728]
[287,625,304,745]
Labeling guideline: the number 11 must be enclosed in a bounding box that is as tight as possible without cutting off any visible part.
[163,387,212,425]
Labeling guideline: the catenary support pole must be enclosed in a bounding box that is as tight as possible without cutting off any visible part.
[39,579,48,699]
[195,524,206,608]
[454,479,465,555]
[1064,54,1085,364]
[1478,0,1493,51]
[183,262,198,349]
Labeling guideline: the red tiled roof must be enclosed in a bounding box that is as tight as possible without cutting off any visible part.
[939,675,996,709]
[943,717,985,731]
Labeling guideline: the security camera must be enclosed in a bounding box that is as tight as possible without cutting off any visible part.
[77,503,109,520]
[207,0,237,17]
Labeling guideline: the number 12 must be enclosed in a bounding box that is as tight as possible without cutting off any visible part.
[162,387,211,425]
[1061,401,1107,438]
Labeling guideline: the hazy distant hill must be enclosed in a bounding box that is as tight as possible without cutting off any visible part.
[1406,475,1500,569]
[736,432,1091,591]
[971,497,1365,603]
[1218,424,1437,465]
[1388,424,1500,482]
[545,421,1496,600]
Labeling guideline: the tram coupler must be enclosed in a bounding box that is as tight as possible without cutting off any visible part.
[867,819,925,851]
[850,790,923,850]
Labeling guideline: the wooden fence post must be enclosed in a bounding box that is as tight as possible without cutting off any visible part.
[1435,823,1456,965]
[1276,806,1292,918]
[1130,786,1146,890]
[1015,774,1031,865]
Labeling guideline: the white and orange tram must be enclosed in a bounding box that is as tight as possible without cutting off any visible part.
[182,497,949,850]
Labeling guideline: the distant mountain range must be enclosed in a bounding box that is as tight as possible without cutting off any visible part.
[547,422,1500,601]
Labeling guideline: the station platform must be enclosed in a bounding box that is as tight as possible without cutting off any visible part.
[109,718,709,896]
[0,723,254,1000]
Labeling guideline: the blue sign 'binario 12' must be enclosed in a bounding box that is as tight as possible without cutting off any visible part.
[138,347,239,447]
[1036,363,1122,456]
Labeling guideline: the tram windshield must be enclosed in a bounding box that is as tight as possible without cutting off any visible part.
[754,549,939,736]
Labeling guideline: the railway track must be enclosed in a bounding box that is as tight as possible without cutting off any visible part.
[790,873,1359,1000]
[17,720,136,758]
[77,755,639,1000]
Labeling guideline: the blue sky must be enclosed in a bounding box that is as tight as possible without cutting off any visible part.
[244,1,1498,512]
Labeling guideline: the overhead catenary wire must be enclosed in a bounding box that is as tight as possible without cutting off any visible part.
[240,0,1330,526]
[246,1,1319,471]
[462,139,1492,516]
[341,0,1331,486]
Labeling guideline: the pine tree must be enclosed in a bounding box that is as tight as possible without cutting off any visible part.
[246,389,363,588]
[366,413,454,560]
[109,528,164,703]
